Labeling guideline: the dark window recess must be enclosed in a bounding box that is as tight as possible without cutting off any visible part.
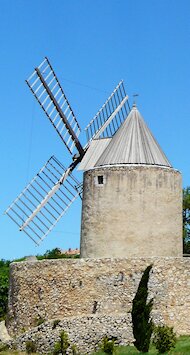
[92,301,98,314]
[98,175,104,184]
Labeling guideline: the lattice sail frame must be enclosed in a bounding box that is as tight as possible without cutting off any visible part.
[85,80,130,143]
[6,57,131,245]
[26,57,83,155]
[5,156,82,245]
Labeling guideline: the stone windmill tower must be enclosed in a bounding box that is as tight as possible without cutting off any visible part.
[79,103,182,258]
[5,58,182,258]
[5,60,188,351]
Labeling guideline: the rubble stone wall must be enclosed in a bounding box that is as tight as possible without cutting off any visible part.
[10,314,133,354]
[7,257,190,342]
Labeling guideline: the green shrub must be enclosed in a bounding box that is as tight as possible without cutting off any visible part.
[71,344,79,355]
[0,342,9,352]
[53,330,70,355]
[153,324,177,353]
[0,259,10,320]
[131,264,153,353]
[25,340,37,354]
[52,319,61,329]
[101,336,116,354]
[35,316,45,326]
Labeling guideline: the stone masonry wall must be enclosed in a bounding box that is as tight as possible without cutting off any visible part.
[7,257,190,342]
[10,314,133,354]
[80,166,182,258]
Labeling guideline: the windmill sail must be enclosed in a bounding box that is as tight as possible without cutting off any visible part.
[5,156,82,245]
[5,57,131,246]
[85,80,130,143]
[26,57,84,155]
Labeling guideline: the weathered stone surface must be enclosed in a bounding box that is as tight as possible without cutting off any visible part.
[80,166,182,258]
[9,314,133,354]
[0,321,11,342]
[7,257,190,342]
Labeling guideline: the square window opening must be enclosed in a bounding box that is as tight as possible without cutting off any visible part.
[98,175,104,185]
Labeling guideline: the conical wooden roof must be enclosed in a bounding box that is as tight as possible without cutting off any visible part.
[95,104,172,167]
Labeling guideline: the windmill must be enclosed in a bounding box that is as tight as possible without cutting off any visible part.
[5,57,130,245]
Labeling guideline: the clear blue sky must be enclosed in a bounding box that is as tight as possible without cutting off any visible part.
[1,0,190,260]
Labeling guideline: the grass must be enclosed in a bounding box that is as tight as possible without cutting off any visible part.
[0,352,38,355]
[94,336,190,355]
[174,336,190,354]
[0,352,33,355]
[0,336,190,354]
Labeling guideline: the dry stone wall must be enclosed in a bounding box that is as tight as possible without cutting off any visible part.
[9,314,133,354]
[7,257,190,343]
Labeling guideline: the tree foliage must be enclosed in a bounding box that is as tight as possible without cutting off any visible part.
[0,259,10,320]
[37,248,79,260]
[183,187,190,253]
[44,248,63,259]
[132,265,153,353]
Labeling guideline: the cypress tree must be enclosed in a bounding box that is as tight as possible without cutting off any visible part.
[131,264,153,353]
